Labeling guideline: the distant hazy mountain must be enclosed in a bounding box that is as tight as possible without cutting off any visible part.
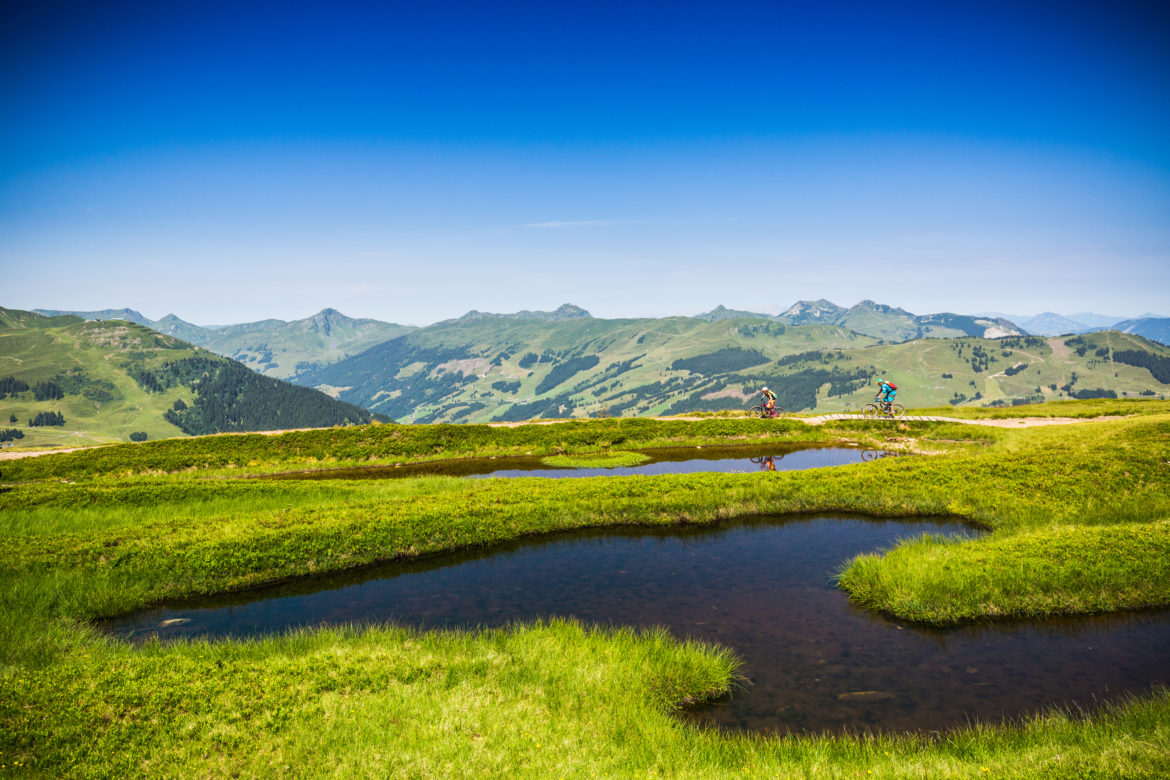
[1068,312,1128,330]
[31,307,414,379]
[780,299,847,324]
[978,311,1128,336]
[450,303,593,323]
[779,300,1023,341]
[1113,317,1170,347]
[695,305,776,321]
[34,307,154,327]
[151,313,218,344]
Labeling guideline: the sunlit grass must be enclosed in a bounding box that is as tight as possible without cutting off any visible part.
[2,406,1170,775]
[539,451,650,468]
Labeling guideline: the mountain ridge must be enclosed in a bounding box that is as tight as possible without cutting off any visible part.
[1,308,383,447]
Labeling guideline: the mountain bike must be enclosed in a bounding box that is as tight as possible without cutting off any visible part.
[862,399,905,419]
[748,404,786,419]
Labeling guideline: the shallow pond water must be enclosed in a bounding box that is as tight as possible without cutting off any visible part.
[265,444,892,480]
[101,515,1170,735]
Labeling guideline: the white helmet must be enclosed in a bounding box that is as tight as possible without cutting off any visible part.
[761,386,769,392]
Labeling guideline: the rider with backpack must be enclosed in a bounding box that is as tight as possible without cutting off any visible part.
[876,378,897,409]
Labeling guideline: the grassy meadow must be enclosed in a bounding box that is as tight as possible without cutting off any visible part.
[2,402,1169,776]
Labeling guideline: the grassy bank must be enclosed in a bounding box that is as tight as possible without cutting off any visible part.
[2,410,1170,775]
[1,417,844,481]
[908,397,1170,419]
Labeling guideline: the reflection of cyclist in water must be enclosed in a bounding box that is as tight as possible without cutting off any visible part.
[750,455,779,471]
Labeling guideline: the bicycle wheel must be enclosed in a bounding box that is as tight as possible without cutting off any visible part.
[889,403,905,418]
[748,406,764,418]
[862,403,880,419]
[771,406,787,419]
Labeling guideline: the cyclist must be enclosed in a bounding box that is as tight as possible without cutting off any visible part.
[875,378,897,411]
[760,386,777,417]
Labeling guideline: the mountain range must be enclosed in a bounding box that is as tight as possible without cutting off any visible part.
[1,308,382,448]
[292,304,1169,424]
[35,307,415,379]
[21,300,1170,428]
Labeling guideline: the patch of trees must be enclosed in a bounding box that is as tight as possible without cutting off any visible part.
[126,364,169,393]
[491,380,521,394]
[671,348,769,375]
[535,355,601,395]
[173,398,187,411]
[997,337,1046,350]
[0,428,25,442]
[295,335,470,410]
[941,373,953,379]
[1113,350,1170,384]
[1067,336,1090,357]
[517,352,541,369]
[55,369,117,402]
[589,355,645,386]
[987,396,1043,408]
[29,411,65,427]
[129,431,148,442]
[32,381,64,401]
[1070,388,1118,399]
[494,393,574,422]
[968,345,992,373]
[776,350,827,367]
[235,344,274,366]
[0,377,29,398]
[158,357,374,435]
[1003,363,1029,376]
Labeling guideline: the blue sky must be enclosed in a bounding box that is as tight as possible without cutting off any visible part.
[3,0,1168,326]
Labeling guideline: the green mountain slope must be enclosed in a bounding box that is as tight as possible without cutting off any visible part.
[300,318,1170,423]
[301,316,879,422]
[199,308,416,379]
[0,308,381,448]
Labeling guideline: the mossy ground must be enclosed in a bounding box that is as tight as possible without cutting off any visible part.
[540,451,650,468]
[2,402,1169,776]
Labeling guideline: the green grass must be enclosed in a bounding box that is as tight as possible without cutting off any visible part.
[1,417,846,480]
[908,398,1170,419]
[2,409,1170,776]
[540,451,651,468]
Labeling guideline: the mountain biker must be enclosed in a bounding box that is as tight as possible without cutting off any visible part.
[876,378,897,409]
[760,386,777,416]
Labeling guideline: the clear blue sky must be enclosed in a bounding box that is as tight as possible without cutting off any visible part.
[3,0,1168,325]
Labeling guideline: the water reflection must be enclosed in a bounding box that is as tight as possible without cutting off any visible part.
[263,445,885,481]
[100,515,1169,735]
